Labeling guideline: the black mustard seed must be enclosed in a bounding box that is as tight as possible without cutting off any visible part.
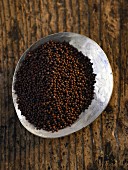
[14,40,96,132]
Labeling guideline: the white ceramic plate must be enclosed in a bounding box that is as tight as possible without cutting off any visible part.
[12,32,113,138]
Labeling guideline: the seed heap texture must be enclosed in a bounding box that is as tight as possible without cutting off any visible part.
[14,40,96,132]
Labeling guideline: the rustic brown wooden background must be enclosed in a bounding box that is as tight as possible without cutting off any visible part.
[0,0,128,169]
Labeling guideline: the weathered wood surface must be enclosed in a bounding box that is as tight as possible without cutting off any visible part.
[0,0,128,169]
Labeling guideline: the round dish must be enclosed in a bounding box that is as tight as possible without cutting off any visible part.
[12,32,113,138]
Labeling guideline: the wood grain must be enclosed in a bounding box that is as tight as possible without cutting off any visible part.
[101,1,120,169]
[0,0,128,170]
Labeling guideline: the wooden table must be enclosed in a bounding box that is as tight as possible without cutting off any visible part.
[0,0,128,169]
